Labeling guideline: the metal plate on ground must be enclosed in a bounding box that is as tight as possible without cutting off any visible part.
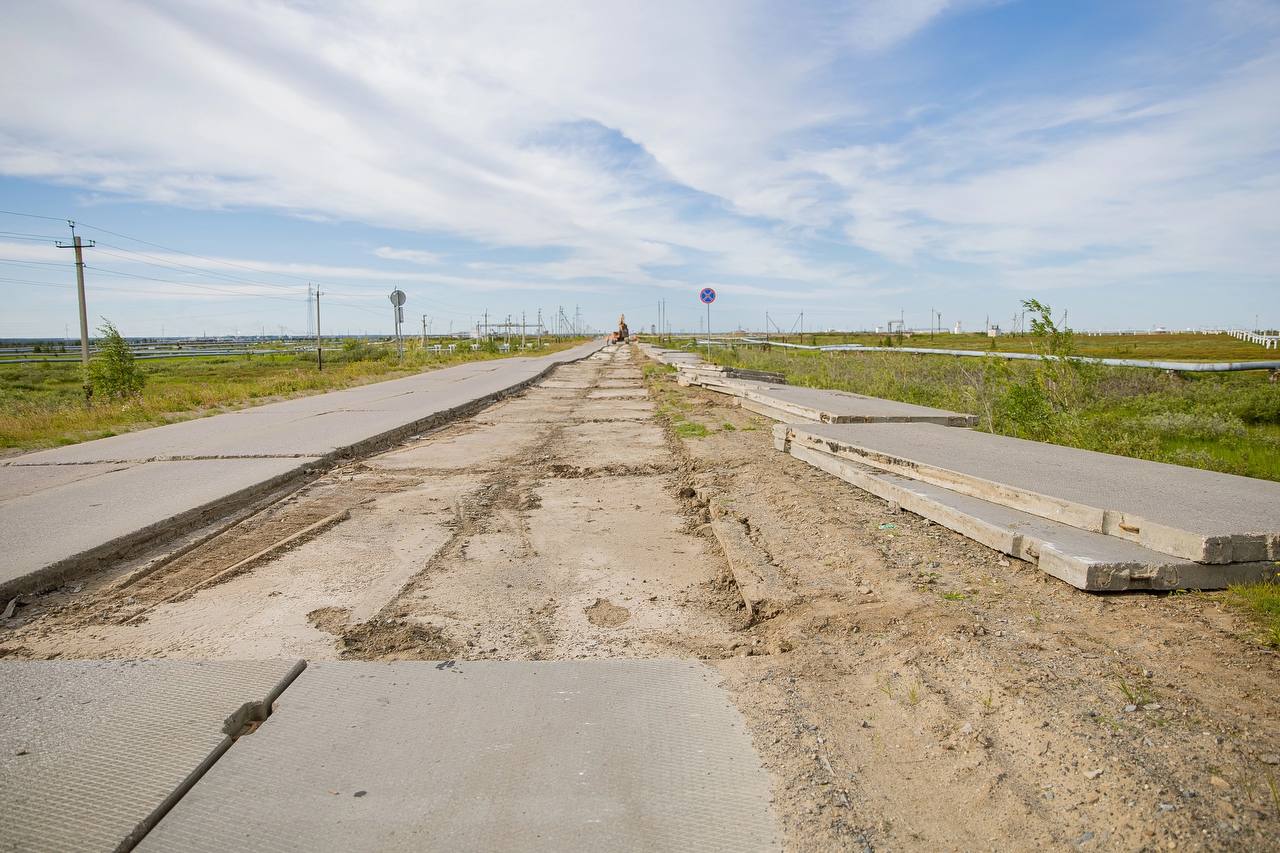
[140,659,779,853]
[0,659,305,853]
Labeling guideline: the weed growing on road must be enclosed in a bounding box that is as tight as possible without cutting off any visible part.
[674,421,709,438]
[940,591,967,601]
[1115,675,1155,707]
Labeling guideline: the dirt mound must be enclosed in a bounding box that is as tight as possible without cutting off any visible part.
[584,598,631,627]
[339,618,457,660]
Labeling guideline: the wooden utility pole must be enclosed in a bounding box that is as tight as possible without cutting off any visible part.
[55,221,94,367]
[314,287,323,370]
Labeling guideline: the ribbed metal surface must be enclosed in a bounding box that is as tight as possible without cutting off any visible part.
[141,659,779,852]
[0,659,304,853]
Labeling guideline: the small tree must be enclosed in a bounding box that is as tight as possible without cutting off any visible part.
[87,319,145,400]
[1022,298,1089,412]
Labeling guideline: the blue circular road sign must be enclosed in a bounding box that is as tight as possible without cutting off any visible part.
[699,287,716,304]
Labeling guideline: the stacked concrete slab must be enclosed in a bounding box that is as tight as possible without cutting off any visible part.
[776,422,1280,591]
[738,385,976,426]
[636,344,785,391]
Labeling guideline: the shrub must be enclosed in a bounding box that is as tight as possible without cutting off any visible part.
[86,319,145,400]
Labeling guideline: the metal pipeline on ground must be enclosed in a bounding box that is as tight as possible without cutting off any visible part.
[694,338,1280,372]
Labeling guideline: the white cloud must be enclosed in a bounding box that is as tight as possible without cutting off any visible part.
[0,0,1276,334]
[373,247,439,265]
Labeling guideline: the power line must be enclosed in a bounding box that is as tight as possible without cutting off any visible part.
[0,209,67,223]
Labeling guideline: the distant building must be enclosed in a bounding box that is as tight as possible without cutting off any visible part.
[987,325,1001,337]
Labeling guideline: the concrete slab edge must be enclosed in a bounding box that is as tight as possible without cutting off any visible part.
[786,442,1276,592]
[786,426,1230,564]
[123,659,309,852]
[697,490,799,620]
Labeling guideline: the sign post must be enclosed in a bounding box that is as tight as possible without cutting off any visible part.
[699,287,716,358]
[389,289,407,359]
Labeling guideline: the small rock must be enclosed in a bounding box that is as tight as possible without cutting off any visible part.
[1142,669,1154,678]
[860,720,871,728]
[1075,830,1095,845]
[960,722,973,736]
[14,748,29,756]
[858,586,872,595]
[1157,803,1175,813]
[1,598,16,620]
[1209,776,1230,790]
[1260,754,1280,765]
[1124,704,1137,713]
[353,790,367,798]
[1085,769,1104,780]
[1143,703,1161,711]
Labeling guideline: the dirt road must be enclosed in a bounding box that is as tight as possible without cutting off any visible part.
[3,345,1278,851]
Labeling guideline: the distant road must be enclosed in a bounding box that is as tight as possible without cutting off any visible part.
[0,340,602,598]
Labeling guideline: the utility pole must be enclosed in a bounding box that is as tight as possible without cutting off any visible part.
[55,221,94,368]
[314,286,323,370]
[521,311,526,348]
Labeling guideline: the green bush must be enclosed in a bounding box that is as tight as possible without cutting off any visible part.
[86,319,145,400]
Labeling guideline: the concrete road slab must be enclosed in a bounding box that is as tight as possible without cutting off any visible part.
[0,659,304,853]
[8,352,594,466]
[553,420,669,469]
[788,443,1276,591]
[783,422,1280,563]
[0,462,133,501]
[0,343,601,595]
[372,421,545,471]
[138,660,779,853]
[0,457,318,598]
[742,386,975,426]
[586,388,648,399]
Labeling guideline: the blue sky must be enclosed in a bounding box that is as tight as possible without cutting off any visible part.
[1,0,1277,338]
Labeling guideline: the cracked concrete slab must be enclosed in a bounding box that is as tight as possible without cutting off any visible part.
[137,660,779,853]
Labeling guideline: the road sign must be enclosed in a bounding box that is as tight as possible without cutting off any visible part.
[699,287,716,304]
[389,289,406,307]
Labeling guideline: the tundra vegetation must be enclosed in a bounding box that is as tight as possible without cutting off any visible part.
[702,301,1280,483]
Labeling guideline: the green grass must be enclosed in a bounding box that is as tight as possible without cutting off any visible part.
[1226,577,1280,647]
[674,421,709,438]
[699,345,1280,481]
[0,339,586,451]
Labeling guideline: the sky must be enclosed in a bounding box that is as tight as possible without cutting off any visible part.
[1,0,1277,338]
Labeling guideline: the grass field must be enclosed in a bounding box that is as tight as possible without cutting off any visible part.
[0,338,585,451]
[664,337,1280,482]
[724,331,1278,362]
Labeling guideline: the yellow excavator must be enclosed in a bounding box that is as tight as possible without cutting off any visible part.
[609,314,630,344]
